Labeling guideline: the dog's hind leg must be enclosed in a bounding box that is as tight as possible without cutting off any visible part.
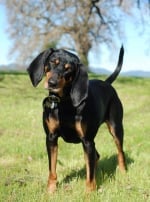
[106,120,126,171]
[82,139,97,192]
[106,95,126,172]
[106,121,126,171]
[106,97,126,172]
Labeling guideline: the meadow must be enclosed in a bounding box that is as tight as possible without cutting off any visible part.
[0,71,149,202]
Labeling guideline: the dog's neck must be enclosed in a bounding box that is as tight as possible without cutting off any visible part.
[43,93,60,110]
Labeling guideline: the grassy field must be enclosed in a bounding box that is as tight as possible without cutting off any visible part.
[0,71,149,202]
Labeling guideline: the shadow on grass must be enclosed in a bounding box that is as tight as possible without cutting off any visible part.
[96,153,134,186]
[59,152,134,187]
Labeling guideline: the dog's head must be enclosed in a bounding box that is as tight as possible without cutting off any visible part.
[27,48,88,107]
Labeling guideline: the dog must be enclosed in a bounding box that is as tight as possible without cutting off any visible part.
[27,46,126,193]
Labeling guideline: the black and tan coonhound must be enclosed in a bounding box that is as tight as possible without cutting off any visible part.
[27,46,126,193]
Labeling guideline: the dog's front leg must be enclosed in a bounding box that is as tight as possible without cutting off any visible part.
[75,115,97,192]
[82,138,97,192]
[44,109,59,194]
[46,135,58,193]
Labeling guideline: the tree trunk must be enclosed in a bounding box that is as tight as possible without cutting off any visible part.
[78,51,89,67]
[73,33,91,68]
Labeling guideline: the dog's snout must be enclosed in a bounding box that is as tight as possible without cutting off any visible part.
[48,78,57,88]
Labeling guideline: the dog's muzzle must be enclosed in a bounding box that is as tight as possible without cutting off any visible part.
[48,78,58,88]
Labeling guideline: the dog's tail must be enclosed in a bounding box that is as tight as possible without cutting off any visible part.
[105,45,124,84]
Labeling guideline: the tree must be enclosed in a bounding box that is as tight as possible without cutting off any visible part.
[2,0,150,66]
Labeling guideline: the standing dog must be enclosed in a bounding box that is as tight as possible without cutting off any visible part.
[27,46,126,193]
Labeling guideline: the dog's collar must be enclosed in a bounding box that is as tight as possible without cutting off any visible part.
[48,94,61,103]
[43,94,60,110]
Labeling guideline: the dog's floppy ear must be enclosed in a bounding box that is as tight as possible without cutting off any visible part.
[70,64,88,107]
[27,48,54,87]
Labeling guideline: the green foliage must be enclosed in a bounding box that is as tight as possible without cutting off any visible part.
[44,41,58,50]
[0,72,150,201]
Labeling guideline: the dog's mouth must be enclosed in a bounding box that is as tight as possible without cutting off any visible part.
[45,85,61,92]
[44,80,65,97]
[44,83,62,95]
[48,87,61,93]
[44,82,59,91]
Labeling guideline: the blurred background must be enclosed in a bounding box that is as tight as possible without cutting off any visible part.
[0,0,150,77]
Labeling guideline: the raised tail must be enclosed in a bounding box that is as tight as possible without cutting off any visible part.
[105,45,124,84]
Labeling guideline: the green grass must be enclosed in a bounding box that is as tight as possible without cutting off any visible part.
[0,72,149,202]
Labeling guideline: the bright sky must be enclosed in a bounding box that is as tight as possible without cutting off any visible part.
[0,4,149,72]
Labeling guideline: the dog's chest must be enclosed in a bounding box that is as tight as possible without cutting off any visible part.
[58,101,76,126]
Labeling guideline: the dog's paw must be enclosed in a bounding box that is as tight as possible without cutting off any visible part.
[47,183,57,194]
[86,180,96,193]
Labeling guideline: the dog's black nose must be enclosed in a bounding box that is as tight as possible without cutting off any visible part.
[48,79,57,88]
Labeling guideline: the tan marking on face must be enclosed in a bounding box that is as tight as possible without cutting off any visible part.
[44,71,53,89]
[46,117,59,133]
[44,65,49,72]
[56,77,67,97]
[44,66,72,96]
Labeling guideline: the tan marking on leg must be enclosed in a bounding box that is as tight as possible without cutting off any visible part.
[106,121,126,171]
[76,121,96,191]
[46,117,59,134]
[46,117,59,193]
[47,145,58,194]
[84,152,96,192]
[75,121,87,138]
